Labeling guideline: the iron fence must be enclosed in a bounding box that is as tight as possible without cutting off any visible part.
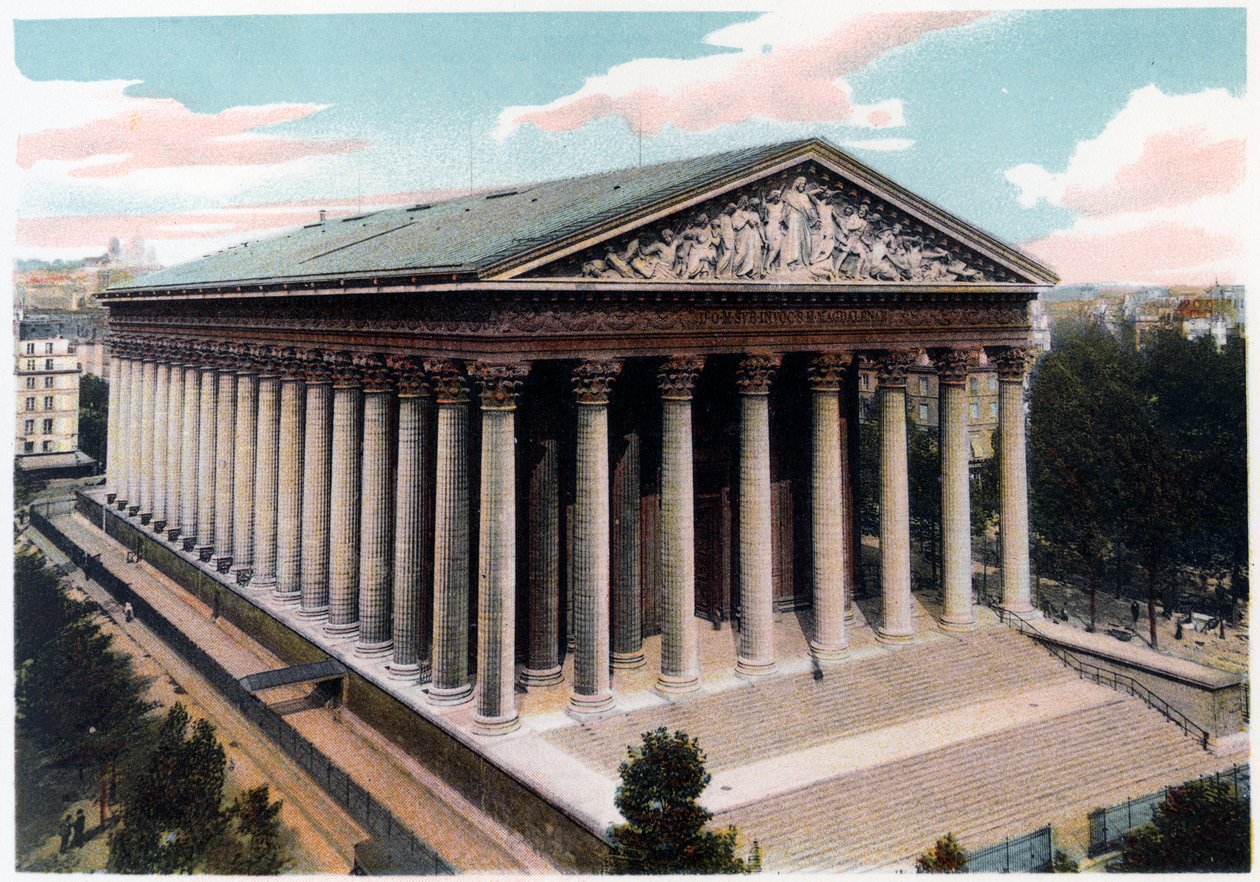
[30,508,453,875]
[966,826,1053,873]
[1086,764,1249,856]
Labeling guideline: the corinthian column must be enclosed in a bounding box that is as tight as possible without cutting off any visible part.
[213,351,238,569]
[230,348,259,576]
[428,360,473,705]
[876,350,916,644]
[150,356,171,532]
[656,356,702,694]
[388,357,432,681]
[809,353,851,661]
[937,348,977,630]
[105,342,123,503]
[163,352,185,540]
[298,351,333,619]
[125,344,145,514]
[137,350,157,521]
[611,419,644,671]
[995,348,1035,616]
[355,355,394,656]
[736,354,779,677]
[179,362,201,551]
[568,360,620,716]
[522,401,562,687]
[472,362,528,735]
[325,352,363,638]
[274,351,306,603]
[195,356,219,560]
[251,349,282,590]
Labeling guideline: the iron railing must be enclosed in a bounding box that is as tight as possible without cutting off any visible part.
[991,604,1212,750]
[966,825,1053,873]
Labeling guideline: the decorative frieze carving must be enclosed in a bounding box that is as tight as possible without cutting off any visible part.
[657,356,704,400]
[877,350,918,387]
[807,352,854,392]
[530,161,1013,284]
[472,362,529,409]
[992,347,1031,381]
[572,360,621,405]
[736,354,780,395]
[934,348,974,385]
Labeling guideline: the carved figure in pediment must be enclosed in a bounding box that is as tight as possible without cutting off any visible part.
[680,213,717,279]
[731,196,766,279]
[632,230,679,279]
[834,202,870,277]
[781,175,822,270]
[811,190,840,267]
[714,204,737,278]
[763,189,785,272]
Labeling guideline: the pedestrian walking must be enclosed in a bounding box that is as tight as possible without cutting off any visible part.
[58,814,72,853]
[71,809,86,847]
[123,601,134,623]
[1130,600,1140,625]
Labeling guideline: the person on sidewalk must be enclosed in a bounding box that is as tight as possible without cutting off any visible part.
[58,814,72,853]
[71,809,85,848]
[123,601,134,623]
[1130,600,1140,625]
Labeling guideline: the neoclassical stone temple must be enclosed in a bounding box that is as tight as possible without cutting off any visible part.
[99,139,1056,737]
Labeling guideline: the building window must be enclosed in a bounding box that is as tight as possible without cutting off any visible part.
[25,377,35,389]
[25,397,35,411]
[969,403,980,420]
[42,419,54,434]
[23,419,34,434]
[26,359,35,371]
[990,401,998,417]
[25,342,34,355]
[23,441,34,453]
[44,396,54,410]
[969,377,979,394]
[44,376,54,388]
[45,359,54,370]
[42,440,52,452]
[45,342,54,355]
[918,377,929,395]
[918,403,929,421]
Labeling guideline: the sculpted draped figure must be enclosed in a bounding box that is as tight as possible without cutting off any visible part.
[570,164,995,284]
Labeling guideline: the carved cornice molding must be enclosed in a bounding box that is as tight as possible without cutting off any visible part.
[657,355,704,401]
[933,347,974,385]
[992,346,1031,381]
[572,360,622,405]
[736,354,781,395]
[876,349,918,387]
[427,359,470,404]
[387,355,431,397]
[807,352,854,392]
[472,362,529,410]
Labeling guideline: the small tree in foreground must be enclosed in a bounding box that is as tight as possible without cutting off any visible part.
[608,727,751,874]
[916,833,967,873]
[1113,778,1249,872]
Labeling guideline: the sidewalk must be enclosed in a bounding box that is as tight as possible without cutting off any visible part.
[50,510,557,874]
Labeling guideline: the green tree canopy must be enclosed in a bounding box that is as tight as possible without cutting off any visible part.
[916,832,967,873]
[1114,777,1250,872]
[79,374,109,465]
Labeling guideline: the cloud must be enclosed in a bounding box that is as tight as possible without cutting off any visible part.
[1005,86,1246,284]
[494,9,985,140]
[17,79,368,178]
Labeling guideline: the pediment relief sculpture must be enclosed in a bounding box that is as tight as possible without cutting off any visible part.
[529,162,1016,284]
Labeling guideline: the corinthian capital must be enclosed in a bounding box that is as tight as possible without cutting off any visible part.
[426,359,470,404]
[657,356,704,401]
[473,362,529,409]
[992,347,1031,381]
[807,352,853,392]
[736,354,780,395]
[572,360,621,405]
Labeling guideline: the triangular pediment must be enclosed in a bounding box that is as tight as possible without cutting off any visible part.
[499,141,1056,286]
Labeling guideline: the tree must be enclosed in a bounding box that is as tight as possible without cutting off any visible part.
[109,704,288,874]
[916,833,967,873]
[608,728,750,874]
[79,374,109,465]
[1114,777,1249,872]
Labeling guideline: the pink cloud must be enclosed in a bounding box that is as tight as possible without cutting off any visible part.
[501,11,985,137]
[1060,127,1244,216]
[1022,222,1241,286]
[18,98,367,177]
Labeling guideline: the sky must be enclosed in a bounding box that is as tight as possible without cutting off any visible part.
[5,2,1250,285]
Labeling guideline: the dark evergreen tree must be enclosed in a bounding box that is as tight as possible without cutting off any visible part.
[916,833,967,873]
[78,374,109,466]
[1114,777,1249,872]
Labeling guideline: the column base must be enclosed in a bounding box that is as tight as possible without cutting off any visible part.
[323,621,359,639]
[939,615,978,633]
[520,666,563,687]
[297,604,329,621]
[249,576,276,592]
[875,626,917,646]
[655,673,700,695]
[272,587,301,605]
[387,662,430,684]
[229,560,252,574]
[354,639,392,659]
[844,608,857,624]
[427,683,474,707]
[809,640,851,662]
[611,649,646,670]
[473,711,521,736]
[735,657,778,679]
[1002,603,1039,619]
[567,690,615,717]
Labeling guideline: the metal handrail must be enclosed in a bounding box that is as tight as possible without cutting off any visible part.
[991,604,1212,751]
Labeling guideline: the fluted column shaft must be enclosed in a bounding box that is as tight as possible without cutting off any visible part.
[473,364,527,734]
[611,426,643,670]
[522,426,562,686]
[195,368,218,554]
[138,357,157,517]
[275,368,306,602]
[213,368,237,564]
[252,367,282,588]
[809,354,850,660]
[125,355,144,510]
[326,356,363,636]
[737,355,779,677]
[299,362,333,618]
[163,361,185,537]
[877,353,915,643]
[997,349,1034,615]
[568,361,620,715]
[657,358,701,694]
[106,352,123,498]
[429,362,473,705]
[151,361,170,527]
[939,350,977,630]
[390,359,431,679]
[179,366,201,547]
[356,360,394,655]
[230,368,259,573]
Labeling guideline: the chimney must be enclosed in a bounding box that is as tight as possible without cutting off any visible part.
[319,209,327,222]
